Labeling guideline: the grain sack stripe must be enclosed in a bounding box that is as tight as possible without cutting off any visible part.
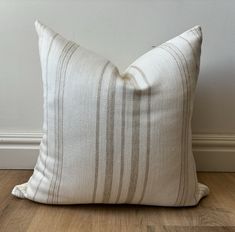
[130,66,150,86]
[167,42,193,205]
[33,33,59,201]
[47,41,71,203]
[55,43,79,203]
[125,84,141,203]
[163,43,188,206]
[179,35,199,71]
[103,67,118,203]
[176,36,200,203]
[92,61,110,203]
[47,41,74,203]
[129,65,152,204]
[158,44,187,206]
[52,41,76,203]
[115,80,127,203]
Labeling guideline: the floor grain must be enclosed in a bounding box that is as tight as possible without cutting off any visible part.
[0,171,235,231]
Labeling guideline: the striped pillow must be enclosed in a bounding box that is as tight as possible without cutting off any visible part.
[12,21,209,206]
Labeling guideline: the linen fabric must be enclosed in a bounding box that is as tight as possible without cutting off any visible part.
[12,21,209,206]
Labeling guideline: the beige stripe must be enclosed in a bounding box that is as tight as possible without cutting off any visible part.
[55,43,79,204]
[140,89,151,203]
[103,67,118,203]
[47,41,71,203]
[33,33,59,201]
[129,65,152,204]
[158,44,188,206]
[52,42,76,204]
[115,80,127,203]
[172,46,189,205]
[192,148,198,203]
[164,43,189,206]
[167,43,193,205]
[179,35,199,71]
[130,66,150,86]
[92,61,110,203]
[125,87,141,203]
[47,41,74,203]
[126,73,139,89]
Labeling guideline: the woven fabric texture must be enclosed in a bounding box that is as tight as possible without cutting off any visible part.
[12,21,209,206]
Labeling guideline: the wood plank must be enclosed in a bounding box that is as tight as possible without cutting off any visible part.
[0,171,235,231]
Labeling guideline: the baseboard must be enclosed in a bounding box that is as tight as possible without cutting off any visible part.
[193,134,235,172]
[0,133,41,169]
[0,133,235,171]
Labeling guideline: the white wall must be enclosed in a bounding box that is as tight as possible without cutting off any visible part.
[0,0,235,170]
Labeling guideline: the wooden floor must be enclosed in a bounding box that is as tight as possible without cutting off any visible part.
[0,171,235,232]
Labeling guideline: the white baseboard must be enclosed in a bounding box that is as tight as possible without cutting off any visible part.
[193,134,235,172]
[0,133,41,169]
[0,133,234,171]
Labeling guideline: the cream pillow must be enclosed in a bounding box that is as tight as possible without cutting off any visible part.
[12,21,209,206]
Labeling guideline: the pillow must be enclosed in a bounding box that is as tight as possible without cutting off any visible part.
[12,21,209,206]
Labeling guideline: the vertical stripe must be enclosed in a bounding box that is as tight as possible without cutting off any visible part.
[33,33,58,200]
[189,32,202,195]
[169,44,189,206]
[138,87,151,203]
[115,80,127,203]
[179,35,199,71]
[55,43,79,203]
[130,66,150,86]
[125,87,141,203]
[192,146,198,203]
[164,43,189,206]
[161,42,193,205]
[52,42,76,204]
[102,67,118,203]
[92,61,110,203]
[158,45,188,206]
[52,42,75,203]
[47,41,71,203]
[129,65,152,204]
[167,43,194,205]
[47,41,74,203]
